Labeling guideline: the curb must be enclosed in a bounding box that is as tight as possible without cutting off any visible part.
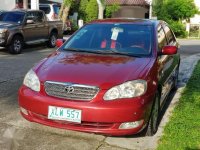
[154,54,200,149]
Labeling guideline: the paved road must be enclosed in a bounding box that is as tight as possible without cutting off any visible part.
[178,39,200,58]
[0,39,200,150]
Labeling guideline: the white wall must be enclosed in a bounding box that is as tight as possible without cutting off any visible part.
[0,0,16,10]
[31,0,39,10]
[112,6,149,19]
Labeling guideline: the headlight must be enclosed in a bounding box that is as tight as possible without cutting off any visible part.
[0,29,8,34]
[23,69,40,92]
[103,80,147,100]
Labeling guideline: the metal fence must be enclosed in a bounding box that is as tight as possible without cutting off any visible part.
[188,24,200,38]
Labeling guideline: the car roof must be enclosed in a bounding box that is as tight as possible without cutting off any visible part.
[3,9,44,13]
[39,3,60,6]
[90,18,163,27]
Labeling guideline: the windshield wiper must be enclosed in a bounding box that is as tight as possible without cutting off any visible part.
[63,48,143,57]
[63,48,104,54]
[103,49,142,57]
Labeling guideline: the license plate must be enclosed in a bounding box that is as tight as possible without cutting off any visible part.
[48,106,82,123]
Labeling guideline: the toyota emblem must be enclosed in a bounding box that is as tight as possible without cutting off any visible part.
[65,86,74,93]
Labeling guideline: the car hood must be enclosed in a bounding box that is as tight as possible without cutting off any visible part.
[0,21,19,28]
[35,51,152,89]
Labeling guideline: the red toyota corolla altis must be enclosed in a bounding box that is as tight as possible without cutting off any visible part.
[18,19,180,136]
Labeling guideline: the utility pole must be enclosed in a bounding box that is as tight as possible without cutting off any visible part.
[149,0,152,19]
[96,0,105,19]
[145,0,153,19]
[31,0,39,10]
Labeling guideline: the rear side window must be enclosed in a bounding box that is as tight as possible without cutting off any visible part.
[163,25,176,45]
[53,5,60,15]
[39,5,51,14]
[157,25,167,51]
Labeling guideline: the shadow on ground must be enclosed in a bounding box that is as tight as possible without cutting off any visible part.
[0,43,50,55]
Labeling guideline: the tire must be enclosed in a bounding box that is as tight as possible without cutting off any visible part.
[7,35,23,54]
[47,32,57,48]
[172,67,179,90]
[146,92,160,136]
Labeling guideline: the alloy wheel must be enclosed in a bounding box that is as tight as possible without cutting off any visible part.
[13,39,21,53]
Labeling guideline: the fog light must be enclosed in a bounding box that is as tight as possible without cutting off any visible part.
[119,120,143,129]
[20,107,28,115]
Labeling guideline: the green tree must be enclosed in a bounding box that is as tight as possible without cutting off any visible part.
[85,0,98,22]
[105,3,120,18]
[154,0,198,22]
[154,0,198,37]
[166,0,198,21]
[59,0,75,29]
[78,0,88,20]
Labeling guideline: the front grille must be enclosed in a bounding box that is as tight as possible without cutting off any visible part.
[44,81,99,101]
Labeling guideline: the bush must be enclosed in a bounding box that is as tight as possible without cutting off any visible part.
[105,4,120,18]
[85,0,98,22]
[169,21,188,38]
[78,0,88,21]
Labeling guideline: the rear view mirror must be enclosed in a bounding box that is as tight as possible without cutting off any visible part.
[161,46,177,55]
[56,39,65,48]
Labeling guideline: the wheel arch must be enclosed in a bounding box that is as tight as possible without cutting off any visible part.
[49,28,58,36]
[7,33,24,46]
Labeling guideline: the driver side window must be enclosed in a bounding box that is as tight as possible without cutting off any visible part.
[157,25,167,51]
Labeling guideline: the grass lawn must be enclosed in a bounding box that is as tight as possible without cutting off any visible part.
[157,61,200,150]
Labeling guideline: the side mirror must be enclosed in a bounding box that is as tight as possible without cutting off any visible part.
[56,39,65,48]
[26,19,34,24]
[161,46,177,55]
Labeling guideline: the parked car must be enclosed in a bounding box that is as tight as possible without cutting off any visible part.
[18,19,180,136]
[39,4,60,21]
[39,4,72,32]
[0,9,63,54]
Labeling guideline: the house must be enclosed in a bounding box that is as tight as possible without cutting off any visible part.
[105,0,150,19]
[190,0,200,24]
[0,0,20,10]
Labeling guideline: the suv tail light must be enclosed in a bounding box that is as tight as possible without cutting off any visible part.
[51,13,58,20]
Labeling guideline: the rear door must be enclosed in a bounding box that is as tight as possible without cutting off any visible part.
[33,11,49,39]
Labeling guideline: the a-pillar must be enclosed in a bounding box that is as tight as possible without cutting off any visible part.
[31,0,39,10]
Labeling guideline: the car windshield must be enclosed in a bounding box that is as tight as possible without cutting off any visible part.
[0,12,25,24]
[63,23,152,56]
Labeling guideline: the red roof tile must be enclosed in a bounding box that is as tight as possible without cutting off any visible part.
[105,0,149,6]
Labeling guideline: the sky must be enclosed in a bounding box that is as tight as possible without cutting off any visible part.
[195,0,200,9]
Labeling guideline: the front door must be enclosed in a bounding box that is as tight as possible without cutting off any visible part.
[157,24,179,106]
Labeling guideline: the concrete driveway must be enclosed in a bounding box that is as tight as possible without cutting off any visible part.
[0,39,200,150]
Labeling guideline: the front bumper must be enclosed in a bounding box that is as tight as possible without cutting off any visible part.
[0,38,6,46]
[18,85,155,136]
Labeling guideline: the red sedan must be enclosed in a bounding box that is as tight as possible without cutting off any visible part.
[18,19,180,136]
